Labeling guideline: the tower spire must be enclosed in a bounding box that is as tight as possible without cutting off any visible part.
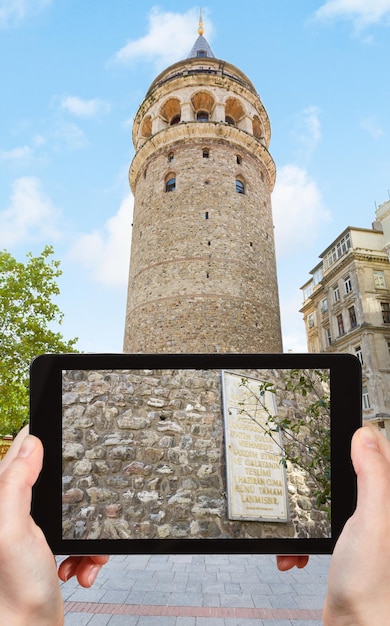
[198,8,204,36]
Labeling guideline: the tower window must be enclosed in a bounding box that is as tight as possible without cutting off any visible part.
[235,179,245,194]
[205,212,209,219]
[168,152,174,163]
[226,116,235,126]
[165,177,176,192]
[197,50,206,58]
[197,111,209,122]
[203,148,209,158]
[236,155,242,165]
[170,114,181,125]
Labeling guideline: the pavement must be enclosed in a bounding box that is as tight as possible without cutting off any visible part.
[59,553,330,625]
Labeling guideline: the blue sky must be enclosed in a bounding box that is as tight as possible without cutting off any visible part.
[1,0,389,353]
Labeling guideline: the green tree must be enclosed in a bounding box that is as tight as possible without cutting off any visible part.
[0,246,78,436]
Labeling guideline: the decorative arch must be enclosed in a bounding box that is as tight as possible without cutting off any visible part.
[252,115,263,139]
[140,115,152,138]
[225,97,245,125]
[191,91,215,119]
[159,98,181,125]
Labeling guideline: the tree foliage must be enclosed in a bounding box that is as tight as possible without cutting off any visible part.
[0,246,78,435]
[238,369,331,516]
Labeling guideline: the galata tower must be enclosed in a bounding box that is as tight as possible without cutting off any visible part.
[124,16,282,353]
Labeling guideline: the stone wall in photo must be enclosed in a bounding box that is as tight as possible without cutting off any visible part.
[62,368,330,541]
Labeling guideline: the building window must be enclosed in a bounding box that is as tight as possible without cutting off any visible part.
[381,302,390,323]
[344,275,353,294]
[325,327,332,346]
[236,155,242,165]
[374,270,386,289]
[236,179,245,194]
[205,211,209,219]
[321,298,328,313]
[354,345,363,365]
[197,50,206,58]
[168,152,174,163]
[307,313,315,329]
[165,177,176,192]
[170,115,181,125]
[362,386,371,410]
[203,148,209,158]
[348,305,357,328]
[225,116,235,125]
[333,284,340,302]
[323,232,351,270]
[337,313,345,336]
[197,111,209,122]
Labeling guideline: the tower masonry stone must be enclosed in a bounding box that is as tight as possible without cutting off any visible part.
[124,33,282,353]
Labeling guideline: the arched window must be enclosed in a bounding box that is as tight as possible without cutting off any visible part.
[235,179,245,194]
[197,110,209,122]
[203,148,209,158]
[225,116,235,126]
[168,152,174,163]
[170,114,181,125]
[165,176,176,192]
[236,155,242,165]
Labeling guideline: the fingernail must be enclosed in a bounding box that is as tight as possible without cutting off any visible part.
[360,427,379,450]
[88,565,101,586]
[17,435,36,458]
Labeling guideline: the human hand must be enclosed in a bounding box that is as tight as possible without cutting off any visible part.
[0,427,109,626]
[0,426,64,626]
[323,426,390,626]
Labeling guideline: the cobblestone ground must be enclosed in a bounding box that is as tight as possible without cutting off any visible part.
[59,553,330,625]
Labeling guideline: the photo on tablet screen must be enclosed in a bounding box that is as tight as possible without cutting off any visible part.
[62,366,331,542]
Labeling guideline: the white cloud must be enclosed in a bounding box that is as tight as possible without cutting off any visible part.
[0,145,32,160]
[0,176,60,247]
[60,96,111,118]
[0,0,51,29]
[272,164,331,258]
[291,106,321,163]
[112,7,213,69]
[360,115,385,138]
[314,0,390,29]
[69,195,133,288]
[53,121,88,150]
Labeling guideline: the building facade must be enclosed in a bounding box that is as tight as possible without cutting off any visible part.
[123,22,282,353]
[300,221,390,436]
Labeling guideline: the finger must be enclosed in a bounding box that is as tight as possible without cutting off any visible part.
[277,555,309,571]
[0,435,44,533]
[58,555,109,585]
[0,425,30,475]
[58,557,82,582]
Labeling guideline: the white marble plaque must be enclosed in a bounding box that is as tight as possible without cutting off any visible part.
[222,371,289,522]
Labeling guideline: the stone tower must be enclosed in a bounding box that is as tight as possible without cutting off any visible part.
[124,18,282,353]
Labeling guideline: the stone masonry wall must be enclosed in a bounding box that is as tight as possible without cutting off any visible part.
[62,369,330,541]
[124,137,282,353]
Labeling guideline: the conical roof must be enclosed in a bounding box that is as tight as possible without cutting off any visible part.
[187,34,215,59]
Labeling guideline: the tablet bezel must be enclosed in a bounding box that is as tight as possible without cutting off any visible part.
[30,352,361,555]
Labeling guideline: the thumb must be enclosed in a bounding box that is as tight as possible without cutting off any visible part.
[0,435,44,531]
[350,427,390,521]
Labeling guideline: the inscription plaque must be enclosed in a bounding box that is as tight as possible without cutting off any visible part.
[222,371,290,522]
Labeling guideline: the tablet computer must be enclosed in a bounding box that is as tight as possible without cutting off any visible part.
[30,352,361,555]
